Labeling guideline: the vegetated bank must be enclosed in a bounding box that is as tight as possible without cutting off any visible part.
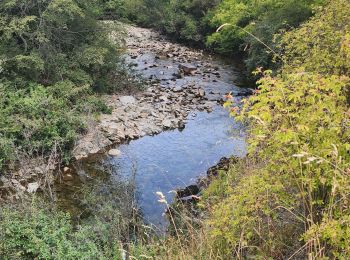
[109,0,326,80]
[1,0,350,259]
[0,1,146,257]
[0,1,140,191]
[199,0,350,258]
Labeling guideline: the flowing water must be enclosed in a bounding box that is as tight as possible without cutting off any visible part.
[56,26,250,229]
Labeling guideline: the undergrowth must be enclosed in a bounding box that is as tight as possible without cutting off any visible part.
[1,0,349,259]
[207,0,350,258]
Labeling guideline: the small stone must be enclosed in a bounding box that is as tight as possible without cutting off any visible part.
[159,95,168,102]
[179,64,197,75]
[108,149,121,157]
[90,148,101,154]
[119,96,136,106]
[173,86,182,92]
[198,88,205,97]
[27,182,39,193]
[162,119,172,128]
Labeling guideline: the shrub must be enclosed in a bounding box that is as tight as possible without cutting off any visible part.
[0,202,107,259]
[0,185,154,260]
[0,0,126,170]
[207,0,325,76]
[206,0,350,258]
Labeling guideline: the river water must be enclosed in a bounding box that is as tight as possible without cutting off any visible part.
[56,26,249,229]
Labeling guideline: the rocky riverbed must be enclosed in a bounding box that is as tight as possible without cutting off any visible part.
[73,24,251,161]
[1,24,249,220]
[73,85,214,161]
[55,25,249,226]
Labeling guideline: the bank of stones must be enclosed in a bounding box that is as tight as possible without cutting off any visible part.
[73,84,214,160]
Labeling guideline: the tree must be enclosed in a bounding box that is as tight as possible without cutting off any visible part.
[0,0,121,170]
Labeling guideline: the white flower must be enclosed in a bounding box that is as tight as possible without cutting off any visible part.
[156,191,167,204]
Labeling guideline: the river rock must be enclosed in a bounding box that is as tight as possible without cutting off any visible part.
[176,184,200,198]
[108,149,121,157]
[162,119,172,128]
[173,86,182,92]
[119,96,136,106]
[197,88,205,97]
[237,89,254,96]
[159,95,168,102]
[179,64,197,75]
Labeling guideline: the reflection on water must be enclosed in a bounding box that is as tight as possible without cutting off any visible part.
[56,37,249,229]
[68,106,245,229]
[112,106,245,226]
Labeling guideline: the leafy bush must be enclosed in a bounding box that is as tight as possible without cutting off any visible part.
[205,0,350,258]
[112,0,220,45]
[207,0,325,76]
[155,0,221,45]
[0,0,126,170]
[0,184,155,260]
[0,204,107,259]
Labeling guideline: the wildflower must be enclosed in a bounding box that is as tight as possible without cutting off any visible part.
[224,92,233,99]
[156,191,167,204]
[230,107,239,113]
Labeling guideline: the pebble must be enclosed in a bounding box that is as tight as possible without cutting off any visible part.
[108,149,122,157]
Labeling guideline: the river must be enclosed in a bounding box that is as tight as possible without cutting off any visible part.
[55,25,249,230]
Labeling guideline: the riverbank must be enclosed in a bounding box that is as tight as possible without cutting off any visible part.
[57,24,248,227]
[72,24,250,161]
[1,23,249,204]
[2,1,349,258]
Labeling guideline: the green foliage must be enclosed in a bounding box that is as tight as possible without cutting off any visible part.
[0,205,105,259]
[207,0,325,76]
[0,82,88,165]
[0,0,127,170]
[155,0,221,44]
[205,0,350,258]
[281,1,350,76]
[112,0,220,45]
[0,195,157,260]
[98,0,127,19]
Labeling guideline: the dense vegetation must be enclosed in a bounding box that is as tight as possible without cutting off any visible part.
[0,183,150,259]
[207,0,325,75]
[116,0,325,78]
[0,0,127,170]
[1,0,349,259]
[205,0,350,258]
[100,0,220,45]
